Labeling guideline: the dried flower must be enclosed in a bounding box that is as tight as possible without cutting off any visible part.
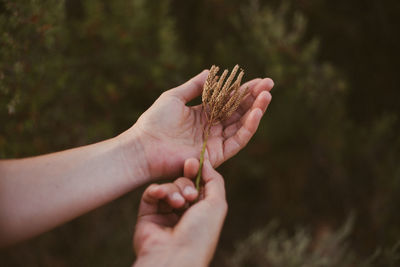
[196,65,248,191]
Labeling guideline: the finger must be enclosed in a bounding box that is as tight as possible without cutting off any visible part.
[160,183,186,209]
[173,159,227,258]
[241,78,263,96]
[174,177,198,202]
[202,159,226,202]
[239,78,273,112]
[223,78,274,126]
[223,120,241,140]
[175,159,227,233]
[223,91,272,139]
[143,184,166,204]
[138,184,166,217]
[183,158,200,179]
[169,70,209,103]
[223,107,263,160]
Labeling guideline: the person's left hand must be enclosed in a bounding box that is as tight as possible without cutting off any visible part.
[133,158,227,267]
[119,69,273,180]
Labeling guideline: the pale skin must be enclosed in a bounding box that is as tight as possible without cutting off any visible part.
[0,69,273,247]
[133,158,227,267]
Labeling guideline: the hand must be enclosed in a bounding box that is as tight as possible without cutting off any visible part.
[133,158,227,267]
[120,69,273,180]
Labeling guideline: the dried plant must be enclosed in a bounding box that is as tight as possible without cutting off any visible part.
[196,65,248,191]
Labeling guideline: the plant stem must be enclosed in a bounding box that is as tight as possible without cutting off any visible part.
[195,130,209,192]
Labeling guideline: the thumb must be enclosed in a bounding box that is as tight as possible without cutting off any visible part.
[173,159,227,263]
[202,159,226,201]
[170,69,209,103]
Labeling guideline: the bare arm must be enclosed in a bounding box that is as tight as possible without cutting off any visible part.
[0,133,148,246]
[0,70,272,247]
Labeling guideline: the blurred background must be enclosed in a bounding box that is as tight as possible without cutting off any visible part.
[1,0,400,266]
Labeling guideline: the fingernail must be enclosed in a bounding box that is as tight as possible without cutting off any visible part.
[183,186,197,196]
[264,78,274,88]
[171,192,184,202]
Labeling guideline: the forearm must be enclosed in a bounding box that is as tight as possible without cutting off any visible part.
[0,132,149,247]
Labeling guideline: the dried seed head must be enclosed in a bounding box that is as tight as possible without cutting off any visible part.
[220,65,239,96]
[220,85,240,120]
[214,65,239,110]
[223,86,249,121]
[202,65,219,105]
[202,64,247,125]
[209,69,228,108]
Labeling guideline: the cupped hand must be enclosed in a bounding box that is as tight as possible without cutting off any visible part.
[121,69,273,180]
[133,158,227,267]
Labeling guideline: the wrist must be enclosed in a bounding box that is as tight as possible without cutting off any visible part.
[115,126,152,186]
[134,248,207,267]
[120,123,183,182]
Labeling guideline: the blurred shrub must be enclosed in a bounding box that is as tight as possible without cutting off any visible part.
[229,219,356,267]
[228,218,400,267]
[0,0,184,157]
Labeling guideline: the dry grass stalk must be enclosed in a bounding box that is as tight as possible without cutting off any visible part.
[196,64,248,191]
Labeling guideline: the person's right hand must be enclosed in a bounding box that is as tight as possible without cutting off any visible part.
[118,69,273,182]
[133,158,228,267]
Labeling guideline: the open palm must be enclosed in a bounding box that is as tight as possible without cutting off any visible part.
[131,70,273,179]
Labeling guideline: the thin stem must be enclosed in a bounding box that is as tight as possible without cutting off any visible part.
[195,107,214,196]
[195,130,209,191]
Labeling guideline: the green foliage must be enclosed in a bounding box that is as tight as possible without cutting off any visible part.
[1,0,400,266]
[0,0,184,157]
[0,0,65,155]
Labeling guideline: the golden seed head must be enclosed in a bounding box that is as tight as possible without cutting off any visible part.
[202,65,219,105]
[202,65,247,125]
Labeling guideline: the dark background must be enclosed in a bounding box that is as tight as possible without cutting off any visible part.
[1,0,400,266]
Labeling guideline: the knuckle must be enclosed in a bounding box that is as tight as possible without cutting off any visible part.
[168,183,180,193]
[146,183,159,193]
[176,177,194,188]
[149,183,158,188]
[158,183,173,194]
[160,90,172,98]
